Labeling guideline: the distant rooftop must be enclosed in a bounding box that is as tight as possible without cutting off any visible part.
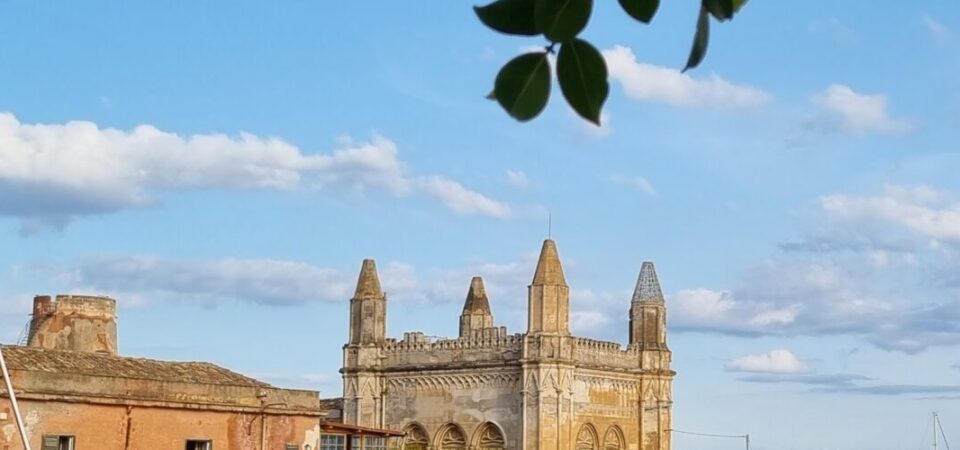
[1,345,269,387]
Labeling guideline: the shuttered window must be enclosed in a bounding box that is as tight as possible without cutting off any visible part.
[41,435,74,450]
[285,445,299,450]
[185,440,212,450]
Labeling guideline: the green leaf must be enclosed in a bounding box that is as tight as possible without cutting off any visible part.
[733,0,748,13]
[494,52,551,121]
[683,5,710,72]
[534,0,593,42]
[617,0,659,24]
[557,38,609,125]
[703,0,734,21]
[474,0,539,36]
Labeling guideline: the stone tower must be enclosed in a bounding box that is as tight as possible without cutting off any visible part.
[339,239,674,450]
[459,276,494,338]
[522,239,576,450]
[629,262,667,349]
[628,262,673,450]
[342,259,386,427]
[526,239,570,336]
[27,294,118,355]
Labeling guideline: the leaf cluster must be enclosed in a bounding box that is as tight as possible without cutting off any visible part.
[475,0,748,124]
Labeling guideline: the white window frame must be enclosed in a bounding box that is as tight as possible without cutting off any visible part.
[320,433,346,450]
[364,435,387,450]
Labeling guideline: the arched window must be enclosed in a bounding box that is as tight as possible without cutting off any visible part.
[603,426,624,450]
[402,423,429,450]
[436,423,467,450]
[576,424,599,450]
[473,422,506,450]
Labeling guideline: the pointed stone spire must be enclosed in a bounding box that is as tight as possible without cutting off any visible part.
[348,258,386,345]
[632,261,664,303]
[527,239,570,335]
[462,276,491,314]
[460,276,494,337]
[531,239,567,286]
[353,258,383,300]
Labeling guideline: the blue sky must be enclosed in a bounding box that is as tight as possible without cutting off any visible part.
[2,2,960,449]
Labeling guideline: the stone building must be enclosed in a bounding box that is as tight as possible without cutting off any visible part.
[2,294,400,450]
[340,240,674,450]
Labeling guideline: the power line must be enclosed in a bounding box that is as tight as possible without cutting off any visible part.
[669,429,750,450]
[920,414,934,450]
[670,429,747,439]
[936,413,951,450]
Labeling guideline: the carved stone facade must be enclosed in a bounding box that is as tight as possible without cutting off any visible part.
[341,240,674,450]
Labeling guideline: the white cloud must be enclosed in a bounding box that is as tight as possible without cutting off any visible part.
[810,84,912,135]
[0,113,509,231]
[673,288,736,322]
[0,294,33,342]
[379,262,420,297]
[566,288,634,342]
[921,14,954,43]
[602,46,769,109]
[75,255,354,306]
[672,184,960,353]
[365,251,541,313]
[808,17,858,45]
[570,310,611,334]
[505,169,531,189]
[575,110,612,138]
[607,175,657,196]
[417,176,511,218]
[821,185,960,243]
[671,259,902,337]
[726,349,809,374]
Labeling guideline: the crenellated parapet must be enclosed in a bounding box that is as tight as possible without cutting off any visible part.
[380,331,525,369]
[573,337,642,370]
[384,330,522,351]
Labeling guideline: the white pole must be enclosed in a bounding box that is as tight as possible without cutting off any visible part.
[933,412,939,450]
[0,346,33,450]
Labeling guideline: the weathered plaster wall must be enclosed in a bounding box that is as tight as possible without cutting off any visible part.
[0,399,320,450]
[1,361,322,450]
[27,295,118,355]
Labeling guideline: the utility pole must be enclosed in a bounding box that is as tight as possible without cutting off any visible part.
[746,433,750,450]
[0,346,33,450]
[933,412,939,450]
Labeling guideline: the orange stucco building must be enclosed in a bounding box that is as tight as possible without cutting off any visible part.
[0,294,400,450]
